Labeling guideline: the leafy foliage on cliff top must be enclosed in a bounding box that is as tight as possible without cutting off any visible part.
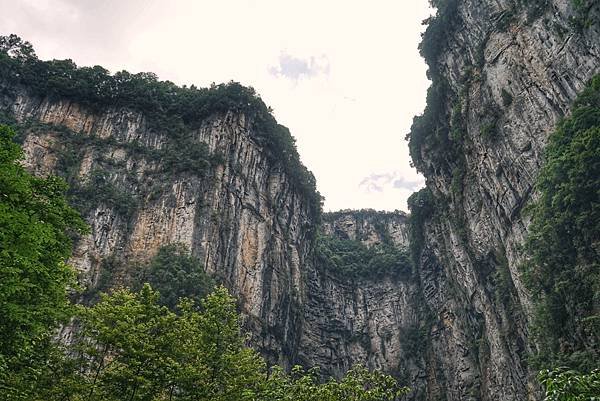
[0,34,322,219]
[524,75,600,372]
[406,1,463,174]
[419,0,459,77]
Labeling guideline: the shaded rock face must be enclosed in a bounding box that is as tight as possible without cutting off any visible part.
[412,1,600,400]
[299,211,429,399]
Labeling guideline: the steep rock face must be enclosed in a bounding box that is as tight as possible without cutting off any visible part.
[1,84,312,367]
[322,210,410,247]
[0,83,425,392]
[411,1,600,400]
[3,2,598,396]
[299,211,430,400]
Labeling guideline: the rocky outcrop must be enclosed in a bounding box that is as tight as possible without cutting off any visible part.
[0,83,423,392]
[322,210,410,248]
[3,2,598,397]
[409,0,600,400]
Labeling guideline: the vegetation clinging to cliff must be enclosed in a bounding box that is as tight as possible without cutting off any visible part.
[406,188,435,265]
[524,75,600,372]
[407,0,462,175]
[316,234,412,279]
[0,34,322,219]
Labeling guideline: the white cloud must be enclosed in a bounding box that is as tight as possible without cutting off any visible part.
[359,171,424,194]
[0,0,434,212]
[269,52,329,81]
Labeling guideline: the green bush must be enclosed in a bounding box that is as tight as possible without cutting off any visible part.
[134,244,215,310]
[538,368,600,401]
[419,0,460,77]
[523,75,600,371]
[315,234,412,279]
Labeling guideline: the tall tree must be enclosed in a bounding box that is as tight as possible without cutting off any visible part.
[0,124,87,398]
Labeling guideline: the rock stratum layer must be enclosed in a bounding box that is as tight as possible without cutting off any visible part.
[2,1,599,399]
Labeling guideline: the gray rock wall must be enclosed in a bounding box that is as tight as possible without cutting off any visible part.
[412,1,600,400]
[0,85,422,393]
[2,2,598,397]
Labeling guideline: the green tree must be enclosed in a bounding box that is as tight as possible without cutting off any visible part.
[0,124,87,398]
[74,285,179,401]
[178,286,266,401]
[539,368,600,401]
[135,243,215,310]
[63,285,408,401]
[68,285,265,401]
[262,365,409,401]
[524,75,600,371]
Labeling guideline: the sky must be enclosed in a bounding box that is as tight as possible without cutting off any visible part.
[0,0,433,212]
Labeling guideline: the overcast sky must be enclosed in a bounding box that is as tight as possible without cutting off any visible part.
[0,0,433,212]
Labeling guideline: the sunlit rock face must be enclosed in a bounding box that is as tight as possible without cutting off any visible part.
[2,1,599,398]
[0,83,423,394]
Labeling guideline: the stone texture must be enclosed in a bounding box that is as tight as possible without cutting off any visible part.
[0,84,422,395]
[2,3,598,398]
[412,1,600,400]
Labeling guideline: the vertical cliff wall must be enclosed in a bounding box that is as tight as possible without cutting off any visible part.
[0,77,424,394]
[407,0,600,400]
[2,2,599,396]
[0,82,315,368]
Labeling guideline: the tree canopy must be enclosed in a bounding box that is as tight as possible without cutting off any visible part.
[524,75,600,372]
[0,124,87,397]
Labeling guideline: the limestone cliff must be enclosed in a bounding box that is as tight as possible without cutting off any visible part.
[407,0,600,400]
[1,1,599,397]
[0,78,421,390]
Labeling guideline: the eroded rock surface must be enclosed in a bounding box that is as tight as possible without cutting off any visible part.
[2,2,598,399]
